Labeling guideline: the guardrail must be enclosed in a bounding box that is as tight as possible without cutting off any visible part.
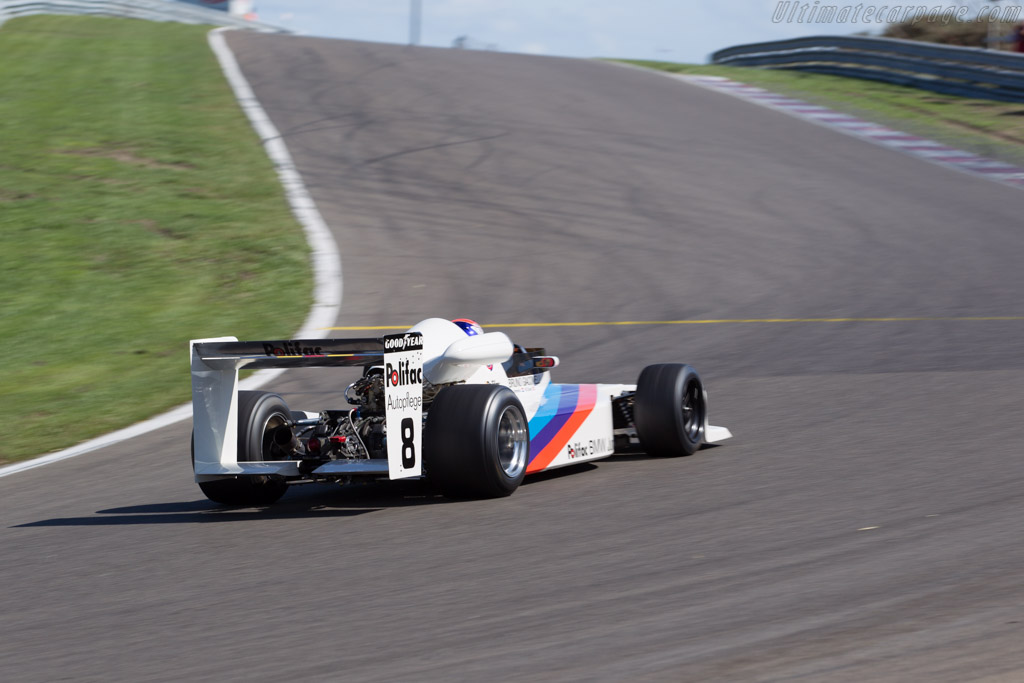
[711,35,1024,102]
[0,0,289,32]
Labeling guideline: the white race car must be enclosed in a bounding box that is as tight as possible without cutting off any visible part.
[190,318,731,505]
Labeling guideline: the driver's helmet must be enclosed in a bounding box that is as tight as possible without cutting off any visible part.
[452,318,483,336]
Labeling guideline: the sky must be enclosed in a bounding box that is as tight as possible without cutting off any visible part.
[247,0,1024,63]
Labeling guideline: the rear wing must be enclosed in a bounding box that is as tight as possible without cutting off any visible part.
[190,335,398,480]
[192,337,384,369]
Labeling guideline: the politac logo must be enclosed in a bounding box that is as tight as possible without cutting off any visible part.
[386,359,423,387]
[263,341,324,357]
[771,3,1020,24]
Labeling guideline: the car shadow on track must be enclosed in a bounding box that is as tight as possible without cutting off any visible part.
[602,442,725,463]
[13,448,728,527]
[521,462,600,485]
[13,481,449,527]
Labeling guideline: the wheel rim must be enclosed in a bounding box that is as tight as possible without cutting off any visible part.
[259,411,290,461]
[496,405,529,479]
[681,380,704,442]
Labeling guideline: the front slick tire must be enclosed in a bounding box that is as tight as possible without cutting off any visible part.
[196,390,290,506]
[425,385,530,499]
[634,364,706,457]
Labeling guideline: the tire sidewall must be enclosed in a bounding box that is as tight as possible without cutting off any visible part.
[670,366,705,451]
[481,390,529,494]
[635,364,705,457]
[195,391,291,506]
[424,385,530,498]
[237,391,291,463]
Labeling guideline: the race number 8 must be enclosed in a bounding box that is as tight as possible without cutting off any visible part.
[400,417,416,468]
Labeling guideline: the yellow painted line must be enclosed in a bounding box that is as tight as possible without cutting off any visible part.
[324,315,1024,331]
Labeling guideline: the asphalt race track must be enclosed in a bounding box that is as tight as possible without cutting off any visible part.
[3,34,1024,682]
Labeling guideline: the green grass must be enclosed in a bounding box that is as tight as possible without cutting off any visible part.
[0,16,311,463]
[620,60,1024,167]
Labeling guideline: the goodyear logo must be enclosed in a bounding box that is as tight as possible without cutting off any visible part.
[383,333,423,352]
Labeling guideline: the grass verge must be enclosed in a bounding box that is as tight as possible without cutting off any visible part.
[0,16,311,464]
[620,60,1024,167]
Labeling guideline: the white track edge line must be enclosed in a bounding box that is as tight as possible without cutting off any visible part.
[0,28,342,479]
[603,61,1024,191]
[671,72,1024,190]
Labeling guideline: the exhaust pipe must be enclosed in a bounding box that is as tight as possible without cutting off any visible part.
[271,425,297,452]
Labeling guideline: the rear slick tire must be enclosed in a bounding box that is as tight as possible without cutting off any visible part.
[633,364,706,457]
[425,385,530,499]
[194,390,290,506]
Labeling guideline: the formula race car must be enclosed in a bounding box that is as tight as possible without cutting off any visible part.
[190,318,731,505]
